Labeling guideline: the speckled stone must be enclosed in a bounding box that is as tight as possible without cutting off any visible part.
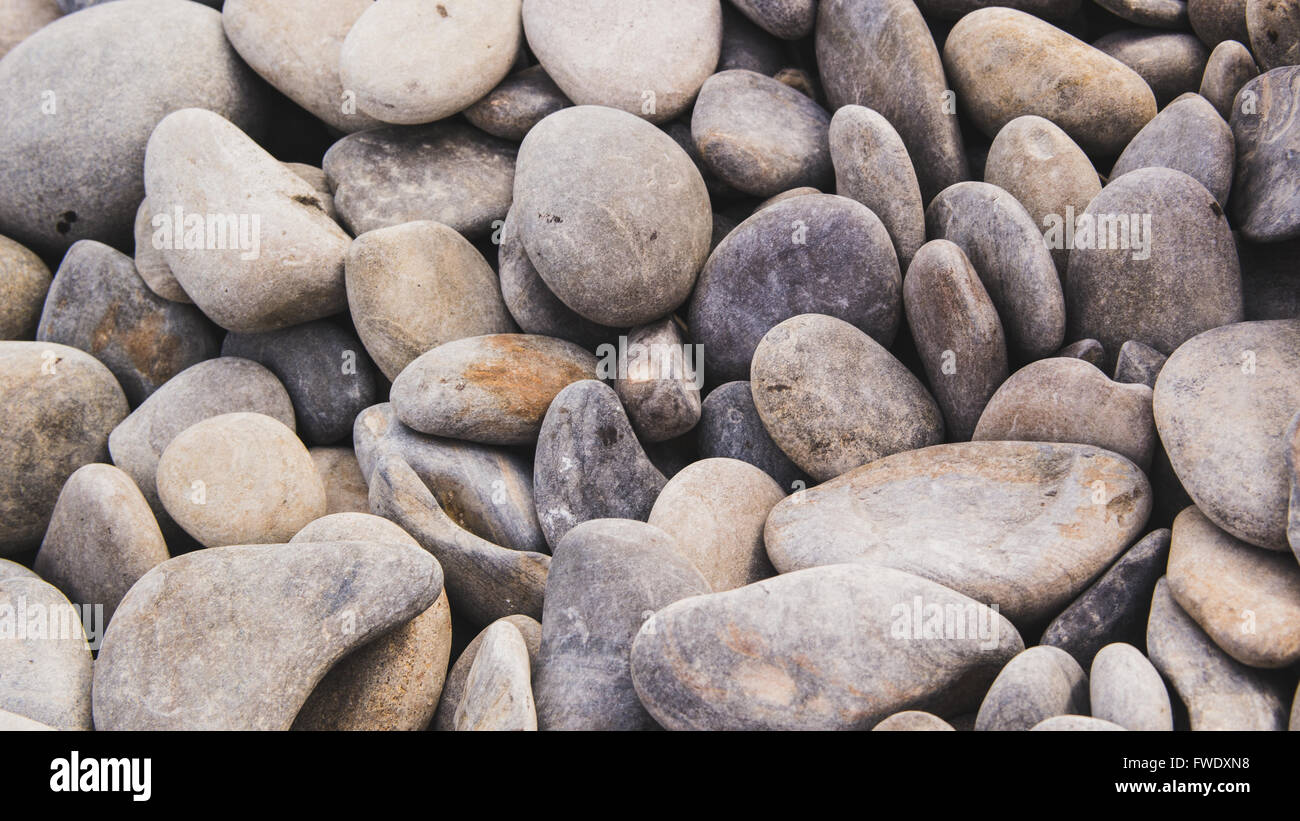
[1190,0,1251,45]
[729,0,816,38]
[454,620,537,731]
[1096,0,1190,27]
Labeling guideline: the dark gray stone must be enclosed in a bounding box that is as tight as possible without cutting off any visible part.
[1113,339,1169,387]
[1247,0,1300,69]
[464,65,573,142]
[1057,338,1106,366]
[1230,66,1300,243]
[729,0,816,38]
[696,381,807,492]
[1189,0,1250,45]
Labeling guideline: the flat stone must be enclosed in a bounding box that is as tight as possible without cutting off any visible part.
[872,711,956,731]
[925,182,1067,361]
[1153,319,1300,550]
[464,65,572,141]
[132,200,190,304]
[522,0,721,124]
[1095,30,1210,107]
[817,0,969,202]
[514,106,712,327]
[1066,168,1243,364]
[764,441,1153,624]
[1113,340,1169,387]
[0,342,128,555]
[696,381,807,492]
[631,564,1023,730]
[37,240,218,405]
[0,0,268,254]
[1231,66,1300,243]
[611,318,701,443]
[1041,529,1171,668]
[533,519,711,730]
[1147,577,1290,729]
[92,539,442,730]
[0,234,51,339]
[144,108,349,333]
[323,122,516,239]
[975,646,1089,731]
[690,195,902,385]
[1031,715,1126,730]
[34,463,168,624]
[533,380,667,548]
[751,314,942,482]
[391,334,597,446]
[1199,39,1259,120]
[943,8,1157,156]
[903,239,1008,441]
[345,220,515,380]
[433,615,541,732]
[0,577,93,730]
[1090,642,1174,730]
[454,620,537,731]
[156,412,326,548]
[1190,0,1251,44]
[1247,0,1300,69]
[0,0,60,60]
[1111,93,1235,206]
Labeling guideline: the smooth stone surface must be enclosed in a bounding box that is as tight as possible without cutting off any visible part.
[522,0,721,124]
[975,646,1089,731]
[533,380,667,548]
[0,0,267,254]
[690,195,902,385]
[1095,30,1211,107]
[354,403,545,553]
[1031,715,1126,730]
[340,0,522,125]
[829,105,925,269]
[0,708,56,731]
[454,621,537,731]
[1057,338,1106,366]
[696,381,807,492]
[631,564,1023,730]
[433,615,541,732]
[1153,320,1300,550]
[1111,93,1235,205]
[0,577,93,730]
[1095,0,1190,27]
[751,314,943,482]
[1090,642,1174,730]
[514,106,712,327]
[1114,339,1169,387]
[1147,577,1290,729]
[222,320,378,446]
[156,412,326,548]
[765,441,1153,624]
[1041,529,1171,668]
[872,711,956,731]
[93,540,442,730]
[611,318,701,443]
[346,220,515,381]
[132,200,189,304]
[323,122,516,240]
[943,8,1158,156]
[0,342,128,555]
[0,559,40,582]
[1190,0,1251,44]
[34,464,168,624]
[37,240,218,405]
[1200,39,1260,120]
[1167,506,1300,667]
[817,0,969,202]
[0,0,60,60]
[465,65,572,141]
[1248,0,1300,69]
[391,334,597,446]
[222,0,382,133]
[691,70,832,198]
[984,115,1101,275]
[925,181,1067,361]
[533,519,713,730]
[973,357,1156,469]
[729,0,815,38]
[0,234,52,339]
[1066,168,1243,363]
[144,108,349,333]
[903,239,1008,441]
[1231,66,1300,243]
[647,458,783,591]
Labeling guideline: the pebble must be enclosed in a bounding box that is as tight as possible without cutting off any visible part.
[943,8,1157,156]
[0,234,52,340]
[751,314,942,482]
[0,559,40,582]
[1147,577,1289,730]
[155,412,327,548]
[1247,0,1300,69]
[345,220,515,380]
[36,240,219,405]
[630,564,1023,730]
[696,382,807,492]
[872,711,956,731]
[33,464,168,624]
[1231,66,1300,243]
[92,539,442,730]
[533,380,667,548]
[454,621,537,731]
[0,0,268,254]
[973,357,1156,469]
[690,195,901,385]
[1057,338,1106,366]
[513,106,712,327]
[1094,30,1211,107]
[975,646,1089,731]
[902,239,1008,441]
[764,441,1152,624]
[730,0,816,38]
[1095,0,1190,27]
[522,0,721,124]
[132,200,190,304]
[434,615,541,732]
[1031,715,1126,730]
[0,576,93,730]
[1089,642,1174,730]
[1190,0,1251,44]
[817,0,969,202]
[323,122,517,239]
[612,318,702,443]
[0,0,60,60]
[1111,93,1235,206]
[391,334,597,446]
[925,182,1067,361]
[0,342,128,555]
[1065,168,1243,363]
[1167,505,1300,667]
[1153,320,1300,550]
[339,0,522,125]
[464,66,573,141]
[144,108,350,333]
[1113,339,1169,387]
[0,709,56,732]
[533,519,710,730]
[1199,39,1259,120]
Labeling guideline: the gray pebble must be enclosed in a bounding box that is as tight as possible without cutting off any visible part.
[1089,643,1174,730]
[464,65,573,142]
[975,646,1089,732]
[0,577,93,730]
[1199,39,1260,120]
[1247,0,1300,69]
[611,318,702,443]
[434,615,541,732]
[1230,66,1300,242]
[1095,30,1211,107]
[1110,92,1235,206]
[1113,339,1169,387]
[696,381,807,492]
[455,620,537,731]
